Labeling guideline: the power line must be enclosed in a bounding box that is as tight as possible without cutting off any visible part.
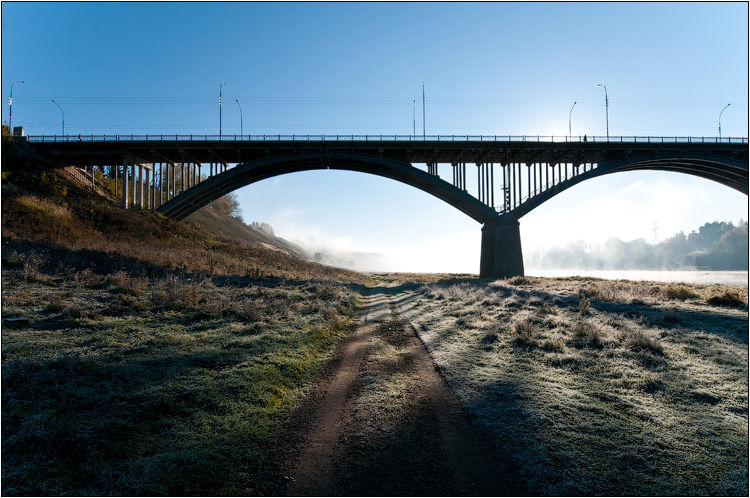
[9,95,747,108]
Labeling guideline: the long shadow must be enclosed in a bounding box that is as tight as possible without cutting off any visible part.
[379,275,748,496]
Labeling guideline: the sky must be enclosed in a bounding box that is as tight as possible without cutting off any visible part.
[2,2,748,273]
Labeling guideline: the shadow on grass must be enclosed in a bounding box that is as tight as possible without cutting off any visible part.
[384,276,748,496]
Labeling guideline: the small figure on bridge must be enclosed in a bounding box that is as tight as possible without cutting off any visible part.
[583,135,587,142]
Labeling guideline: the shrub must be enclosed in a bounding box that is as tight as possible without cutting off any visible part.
[707,291,746,308]
[507,276,535,286]
[626,330,665,355]
[480,330,500,350]
[665,286,698,300]
[579,296,591,315]
[571,321,603,349]
[512,320,537,347]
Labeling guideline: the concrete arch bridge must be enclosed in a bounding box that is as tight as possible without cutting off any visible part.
[24,134,748,278]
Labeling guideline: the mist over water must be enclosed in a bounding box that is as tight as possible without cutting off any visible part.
[527,269,748,286]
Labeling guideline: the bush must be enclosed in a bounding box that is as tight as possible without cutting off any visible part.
[512,320,537,347]
[665,286,698,300]
[571,321,603,349]
[707,291,746,308]
[626,330,665,355]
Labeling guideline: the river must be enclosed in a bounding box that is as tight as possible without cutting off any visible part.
[527,269,748,286]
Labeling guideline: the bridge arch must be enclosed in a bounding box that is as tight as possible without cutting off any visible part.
[156,147,748,279]
[20,134,749,278]
[157,150,499,223]
[511,151,748,218]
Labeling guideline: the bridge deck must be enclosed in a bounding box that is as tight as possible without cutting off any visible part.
[22,135,748,168]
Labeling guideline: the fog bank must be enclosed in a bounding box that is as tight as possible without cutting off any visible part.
[527,221,748,271]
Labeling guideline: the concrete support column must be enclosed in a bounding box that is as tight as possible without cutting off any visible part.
[137,165,144,209]
[480,215,524,279]
[130,163,137,208]
[122,158,129,209]
[145,168,151,209]
[158,163,163,206]
[151,166,156,209]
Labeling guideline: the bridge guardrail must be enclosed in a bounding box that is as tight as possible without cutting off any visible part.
[23,134,750,144]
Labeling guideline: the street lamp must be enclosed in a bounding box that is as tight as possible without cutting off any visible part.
[413,99,416,137]
[569,101,577,139]
[421,82,425,139]
[51,99,65,135]
[219,81,227,137]
[236,99,243,136]
[719,103,730,139]
[9,80,25,132]
[596,83,609,140]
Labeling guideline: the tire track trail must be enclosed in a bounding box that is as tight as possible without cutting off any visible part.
[286,283,521,496]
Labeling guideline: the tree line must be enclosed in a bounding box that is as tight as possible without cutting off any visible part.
[528,220,749,271]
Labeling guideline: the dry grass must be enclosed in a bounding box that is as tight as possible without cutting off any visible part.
[1,171,368,495]
[395,275,748,495]
[2,168,748,495]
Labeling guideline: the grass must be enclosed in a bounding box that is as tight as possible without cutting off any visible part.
[1,169,368,495]
[394,275,748,495]
[2,163,748,495]
[2,275,358,495]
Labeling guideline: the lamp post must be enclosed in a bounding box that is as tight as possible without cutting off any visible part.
[421,82,425,139]
[219,81,227,137]
[51,99,64,135]
[9,80,25,132]
[413,99,416,137]
[596,83,609,140]
[569,101,577,140]
[718,103,730,139]
[236,99,243,136]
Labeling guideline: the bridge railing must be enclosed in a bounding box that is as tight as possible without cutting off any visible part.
[23,134,750,144]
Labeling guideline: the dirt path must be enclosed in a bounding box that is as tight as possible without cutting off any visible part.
[284,284,524,496]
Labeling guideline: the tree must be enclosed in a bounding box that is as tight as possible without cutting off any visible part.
[213,192,242,219]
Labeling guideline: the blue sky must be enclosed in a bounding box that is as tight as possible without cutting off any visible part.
[3,2,748,272]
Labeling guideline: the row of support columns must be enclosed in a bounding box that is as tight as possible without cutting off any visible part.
[119,159,228,210]
[435,156,599,213]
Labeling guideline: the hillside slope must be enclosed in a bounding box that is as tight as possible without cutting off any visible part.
[1,147,370,495]
[185,207,310,261]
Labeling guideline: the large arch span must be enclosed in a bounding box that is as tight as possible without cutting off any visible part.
[157,149,747,222]
[157,150,499,223]
[21,134,747,278]
[156,147,747,278]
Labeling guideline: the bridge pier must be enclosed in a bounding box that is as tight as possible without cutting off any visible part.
[480,215,525,279]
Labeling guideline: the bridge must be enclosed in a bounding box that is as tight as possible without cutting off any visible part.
[22,134,749,278]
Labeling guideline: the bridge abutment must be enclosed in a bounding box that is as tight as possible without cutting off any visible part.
[480,216,524,279]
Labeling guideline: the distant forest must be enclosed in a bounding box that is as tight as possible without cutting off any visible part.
[529,220,749,271]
